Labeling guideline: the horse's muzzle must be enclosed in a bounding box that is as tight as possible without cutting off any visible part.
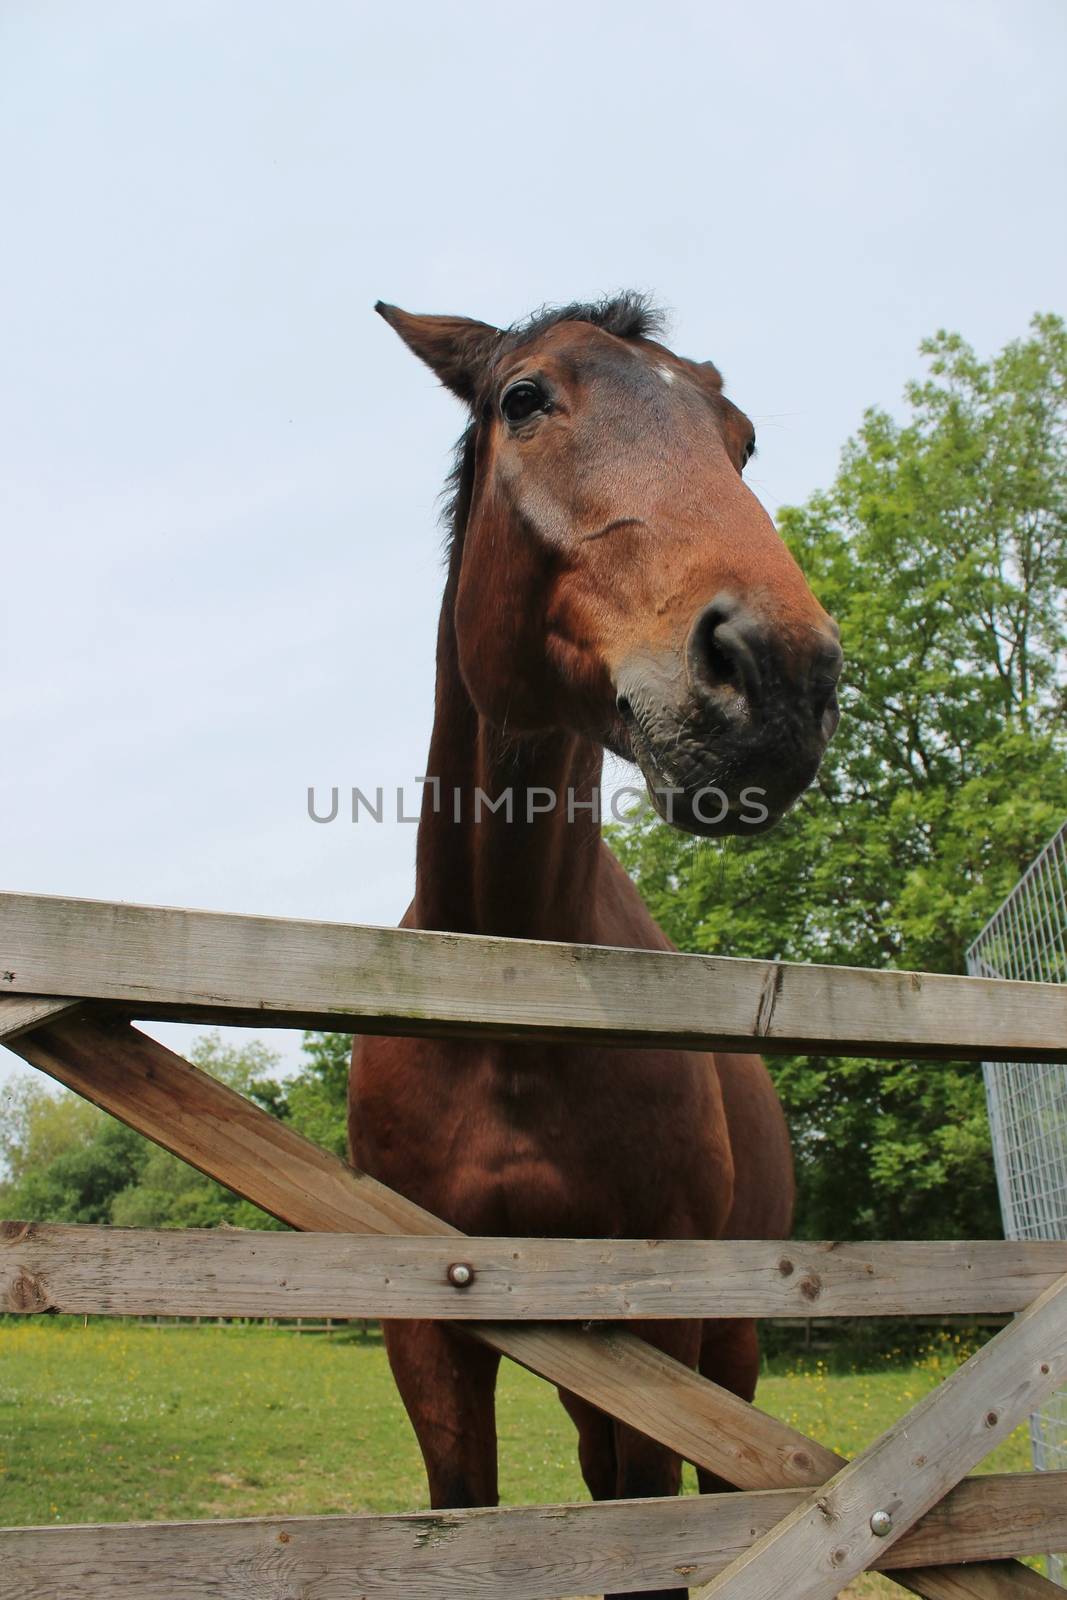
[614,612,842,838]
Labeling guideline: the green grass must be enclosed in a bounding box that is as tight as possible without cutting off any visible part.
[0,1323,1039,1597]
[0,1321,1033,1532]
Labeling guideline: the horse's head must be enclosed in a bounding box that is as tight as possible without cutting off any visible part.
[379,295,841,837]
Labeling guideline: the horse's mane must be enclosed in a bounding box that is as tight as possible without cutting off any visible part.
[498,291,665,355]
[441,293,665,553]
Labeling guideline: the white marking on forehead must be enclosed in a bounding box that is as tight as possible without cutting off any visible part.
[656,364,675,385]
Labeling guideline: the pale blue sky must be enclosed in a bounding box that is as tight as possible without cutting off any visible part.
[3,0,1065,1087]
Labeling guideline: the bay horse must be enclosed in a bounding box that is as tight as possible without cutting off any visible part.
[349,295,841,1600]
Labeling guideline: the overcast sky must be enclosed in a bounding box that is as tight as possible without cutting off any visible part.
[3,0,1065,1090]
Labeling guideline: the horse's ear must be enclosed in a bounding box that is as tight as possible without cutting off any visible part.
[376,303,502,405]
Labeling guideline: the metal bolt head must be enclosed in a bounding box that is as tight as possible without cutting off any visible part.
[870,1510,893,1538]
[447,1262,474,1287]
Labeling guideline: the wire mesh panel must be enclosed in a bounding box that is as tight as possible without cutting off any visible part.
[967,821,1067,1584]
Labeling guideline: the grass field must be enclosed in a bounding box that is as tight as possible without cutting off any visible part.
[0,1322,1037,1598]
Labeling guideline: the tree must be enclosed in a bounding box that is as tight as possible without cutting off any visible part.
[7,1119,150,1226]
[0,1029,354,1227]
[610,314,1067,1240]
[0,1033,289,1229]
[283,1032,351,1158]
[0,1074,106,1186]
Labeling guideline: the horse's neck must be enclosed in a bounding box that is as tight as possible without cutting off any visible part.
[413,612,604,943]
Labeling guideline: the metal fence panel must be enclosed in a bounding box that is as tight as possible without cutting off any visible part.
[967,821,1067,1584]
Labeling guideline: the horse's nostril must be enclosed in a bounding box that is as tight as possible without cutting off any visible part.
[616,693,633,722]
[688,595,763,704]
[703,626,740,690]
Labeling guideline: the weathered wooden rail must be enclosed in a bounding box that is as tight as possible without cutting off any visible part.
[4,1474,1067,1600]
[2,889,1067,1600]
[2,890,1065,1059]
[6,1226,1067,1321]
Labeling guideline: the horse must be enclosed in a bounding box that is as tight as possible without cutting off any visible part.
[349,294,841,1600]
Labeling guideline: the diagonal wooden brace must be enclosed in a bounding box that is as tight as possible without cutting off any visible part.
[3,1004,1054,1600]
[696,1261,1067,1599]
[0,994,84,1042]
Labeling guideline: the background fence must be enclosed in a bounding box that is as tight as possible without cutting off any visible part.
[968,820,1067,1585]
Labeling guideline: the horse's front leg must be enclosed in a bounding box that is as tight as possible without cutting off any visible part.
[383,1319,501,1509]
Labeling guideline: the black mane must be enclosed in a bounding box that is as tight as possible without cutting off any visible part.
[441,293,665,554]
[496,291,665,357]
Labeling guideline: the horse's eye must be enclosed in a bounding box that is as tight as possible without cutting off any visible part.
[501,381,547,425]
[742,435,756,469]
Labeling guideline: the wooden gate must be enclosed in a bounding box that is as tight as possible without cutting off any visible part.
[2,890,1067,1599]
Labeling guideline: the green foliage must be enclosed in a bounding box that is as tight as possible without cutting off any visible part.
[8,1121,149,1226]
[0,1030,351,1229]
[297,1031,352,1107]
[0,1076,106,1186]
[611,313,1067,1241]
[283,1032,351,1157]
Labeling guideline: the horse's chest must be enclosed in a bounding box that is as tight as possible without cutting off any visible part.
[431,1049,727,1237]
[354,1037,731,1238]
